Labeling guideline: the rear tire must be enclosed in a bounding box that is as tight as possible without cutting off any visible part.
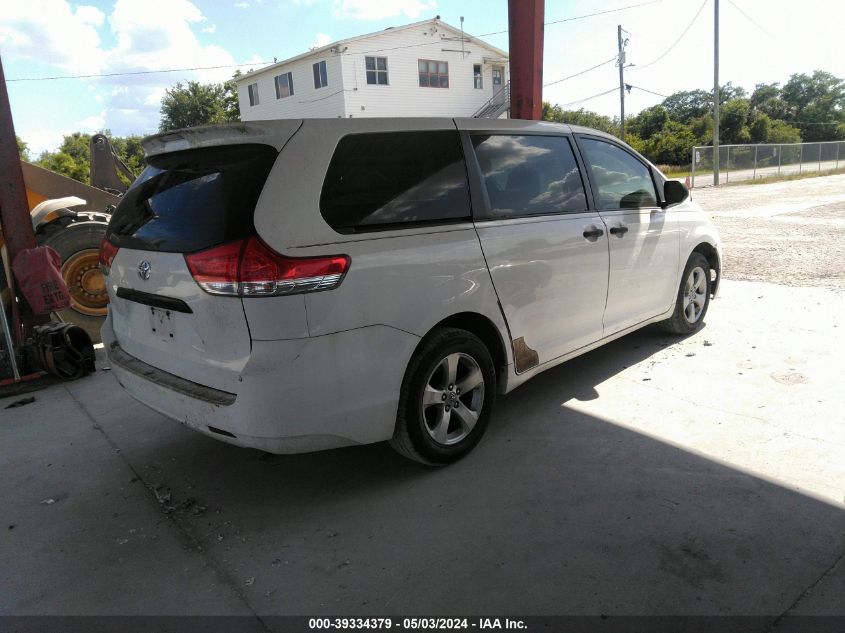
[390,327,496,465]
[39,220,109,344]
[660,252,711,335]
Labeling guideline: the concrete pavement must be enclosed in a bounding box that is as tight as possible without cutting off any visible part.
[1,280,843,623]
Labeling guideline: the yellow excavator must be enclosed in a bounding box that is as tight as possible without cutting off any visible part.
[12,134,134,342]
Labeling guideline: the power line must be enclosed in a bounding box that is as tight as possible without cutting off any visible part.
[625,83,667,98]
[5,61,271,82]
[543,56,617,88]
[559,87,619,108]
[726,0,775,39]
[633,0,708,70]
[476,0,664,37]
[546,1,663,27]
[7,3,664,82]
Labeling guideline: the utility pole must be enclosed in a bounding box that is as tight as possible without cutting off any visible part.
[618,25,626,140]
[713,0,720,186]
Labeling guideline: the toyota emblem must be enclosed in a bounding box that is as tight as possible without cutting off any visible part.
[137,260,152,281]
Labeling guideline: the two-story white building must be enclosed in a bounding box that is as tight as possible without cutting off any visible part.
[236,18,510,121]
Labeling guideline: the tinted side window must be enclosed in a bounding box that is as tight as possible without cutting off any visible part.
[320,131,470,233]
[471,134,587,218]
[579,138,657,209]
[108,144,278,253]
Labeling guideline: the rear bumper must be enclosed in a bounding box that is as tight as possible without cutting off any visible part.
[102,312,420,454]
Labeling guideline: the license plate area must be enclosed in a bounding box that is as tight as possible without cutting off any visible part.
[149,306,175,341]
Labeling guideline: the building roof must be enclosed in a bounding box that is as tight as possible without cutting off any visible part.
[235,18,509,84]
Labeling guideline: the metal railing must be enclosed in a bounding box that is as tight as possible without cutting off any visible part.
[473,82,510,119]
[690,141,845,188]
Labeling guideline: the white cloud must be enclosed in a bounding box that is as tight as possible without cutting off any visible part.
[74,111,107,132]
[234,1,250,8]
[310,33,333,49]
[0,1,106,75]
[332,0,437,20]
[0,0,241,150]
[201,24,217,33]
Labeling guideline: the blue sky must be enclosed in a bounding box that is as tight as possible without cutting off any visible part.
[2,0,842,155]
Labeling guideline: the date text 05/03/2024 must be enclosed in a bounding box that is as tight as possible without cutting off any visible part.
[308,618,527,630]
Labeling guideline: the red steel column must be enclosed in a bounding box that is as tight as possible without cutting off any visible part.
[0,55,36,261]
[0,54,40,342]
[508,0,545,120]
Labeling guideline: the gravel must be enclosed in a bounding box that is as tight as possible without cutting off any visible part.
[693,174,845,290]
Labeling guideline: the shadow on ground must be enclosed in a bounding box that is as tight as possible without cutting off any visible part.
[3,324,843,625]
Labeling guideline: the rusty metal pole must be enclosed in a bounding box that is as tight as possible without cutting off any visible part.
[508,0,544,120]
[0,54,41,345]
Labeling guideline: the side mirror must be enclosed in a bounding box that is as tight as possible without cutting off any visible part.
[663,180,689,207]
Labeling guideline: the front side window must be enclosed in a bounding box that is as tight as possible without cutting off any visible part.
[313,60,328,89]
[419,60,449,88]
[365,56,389,85]
[274,72,294,99]
[471,134,588,219]
[247,82,259,106]
[473,64,483,89]
[320,131,470,233]
[579,137,657,209]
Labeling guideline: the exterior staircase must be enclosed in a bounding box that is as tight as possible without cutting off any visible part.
[473,82,510,118]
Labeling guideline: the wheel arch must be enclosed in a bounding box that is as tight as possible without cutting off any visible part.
[691,241,721,297]
[414,311,509,390]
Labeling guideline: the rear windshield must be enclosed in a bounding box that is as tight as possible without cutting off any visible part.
[320,130,471,234]
[107,144,278,253]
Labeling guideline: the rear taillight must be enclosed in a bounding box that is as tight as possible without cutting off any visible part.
[185,236,350,297]
[99,238,119,275]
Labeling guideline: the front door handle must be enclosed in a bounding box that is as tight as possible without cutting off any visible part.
[609,225,629,237]
[582,226,604,241]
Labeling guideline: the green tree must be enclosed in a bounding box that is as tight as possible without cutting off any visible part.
[542,103,619,136]
[37,132,91,182]
[627,105,670,140]
[223,71,242,122]
[35,131,148,185]
[642,121,697,166]
[160,79,241,132]
[107,134,146,176]
[780,70,845,141]
[750,83,780,109]
[720,98,752,144]
[660,89,712,125]
[16,136,29,161]
[767,119,802,144]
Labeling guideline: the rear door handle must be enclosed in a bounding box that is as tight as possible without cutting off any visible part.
[609,225,629,236]
[582,226,604,241]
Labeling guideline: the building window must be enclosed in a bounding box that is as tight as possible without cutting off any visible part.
[313,60,328,89]
[274,72,294,99]
[418,60,449,88]
[492,67,503,86]
[473,64,483,89]
[365,56,389,85]
[247,82,259,106]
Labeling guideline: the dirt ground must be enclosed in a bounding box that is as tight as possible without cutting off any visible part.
[694,174,845,290]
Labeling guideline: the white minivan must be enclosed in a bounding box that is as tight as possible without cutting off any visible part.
[100,118,721,464]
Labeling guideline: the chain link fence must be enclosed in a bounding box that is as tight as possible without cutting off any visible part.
[690,141,845,188]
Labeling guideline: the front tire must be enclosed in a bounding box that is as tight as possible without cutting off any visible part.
[390,327,496,465]
[660,252,711,335]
